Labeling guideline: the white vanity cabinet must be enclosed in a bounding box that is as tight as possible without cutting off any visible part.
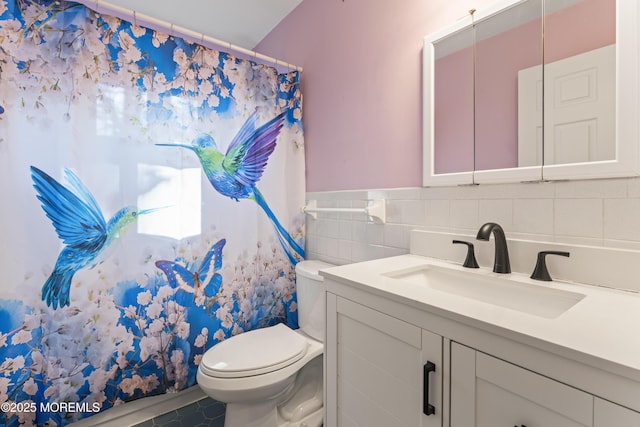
[323,273,640,427]
[324,293,443,427]
[450,342,640,427]
[595,399,640,425]
[451,340,592,426]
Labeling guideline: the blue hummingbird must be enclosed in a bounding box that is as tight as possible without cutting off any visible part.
[157,111,305,265]
[31,166,158,309]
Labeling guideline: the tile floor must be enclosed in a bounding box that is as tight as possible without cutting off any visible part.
[133,398,226,427]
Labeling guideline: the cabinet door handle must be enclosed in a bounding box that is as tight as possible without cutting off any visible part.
[423,361,436,416]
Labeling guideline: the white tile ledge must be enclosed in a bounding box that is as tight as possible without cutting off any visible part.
[410,229,640,293]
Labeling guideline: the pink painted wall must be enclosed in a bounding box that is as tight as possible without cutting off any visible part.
[545,0,616,63]
[257,0,615,190]
[474,17,543,171]
[256,0,492,191]
[433,44,474,174]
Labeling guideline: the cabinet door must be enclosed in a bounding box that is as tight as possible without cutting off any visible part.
[325,294,442,427]
[595,398,640,425]
[451,342,593,427]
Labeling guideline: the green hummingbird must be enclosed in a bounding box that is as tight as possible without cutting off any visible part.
[157,111,305,265]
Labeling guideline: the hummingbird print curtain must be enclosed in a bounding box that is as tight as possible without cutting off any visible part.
[0,0,305,425]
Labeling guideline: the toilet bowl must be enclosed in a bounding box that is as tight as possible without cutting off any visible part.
[197,260,334,427]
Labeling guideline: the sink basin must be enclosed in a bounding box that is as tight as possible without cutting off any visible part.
[383,264,585,318]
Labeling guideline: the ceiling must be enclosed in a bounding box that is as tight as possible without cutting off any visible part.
[103,0,303,49]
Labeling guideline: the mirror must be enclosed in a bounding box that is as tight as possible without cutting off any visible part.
[432,26,475,175]
[423,0,640,186]
[475,0,543,176]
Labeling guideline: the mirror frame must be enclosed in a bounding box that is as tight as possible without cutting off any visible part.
[423,0,640,186]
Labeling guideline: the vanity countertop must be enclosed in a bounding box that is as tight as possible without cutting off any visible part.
[320,254,640,382]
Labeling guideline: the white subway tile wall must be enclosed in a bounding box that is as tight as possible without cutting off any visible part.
[305,177,638,265]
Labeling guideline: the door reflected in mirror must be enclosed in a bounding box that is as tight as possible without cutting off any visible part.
[541,0,616,167]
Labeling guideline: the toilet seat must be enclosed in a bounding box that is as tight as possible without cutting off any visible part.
[200,324,308,379]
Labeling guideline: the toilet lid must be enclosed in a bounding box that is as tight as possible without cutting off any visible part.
[200,324,308,378]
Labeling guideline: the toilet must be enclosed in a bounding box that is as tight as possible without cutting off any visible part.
[197,260,334,427]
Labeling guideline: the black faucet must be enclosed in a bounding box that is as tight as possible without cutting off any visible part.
[452,240,479,268]
[530,251,570,281]
[476,222,511,274]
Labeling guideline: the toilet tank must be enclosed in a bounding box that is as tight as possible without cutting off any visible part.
[295,260,335,342]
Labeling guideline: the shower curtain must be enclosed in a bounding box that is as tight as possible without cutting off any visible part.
[0,1,305,425]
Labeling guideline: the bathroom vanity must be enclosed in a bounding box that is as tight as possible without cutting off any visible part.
[320,231,640,426]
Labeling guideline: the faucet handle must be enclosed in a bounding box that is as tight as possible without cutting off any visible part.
[453,240,479,269]
[530,251,570,281]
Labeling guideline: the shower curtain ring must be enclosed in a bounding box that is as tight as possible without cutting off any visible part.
[133,10,137,27]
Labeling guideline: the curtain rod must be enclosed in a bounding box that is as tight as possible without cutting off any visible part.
[76,0,303,72]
